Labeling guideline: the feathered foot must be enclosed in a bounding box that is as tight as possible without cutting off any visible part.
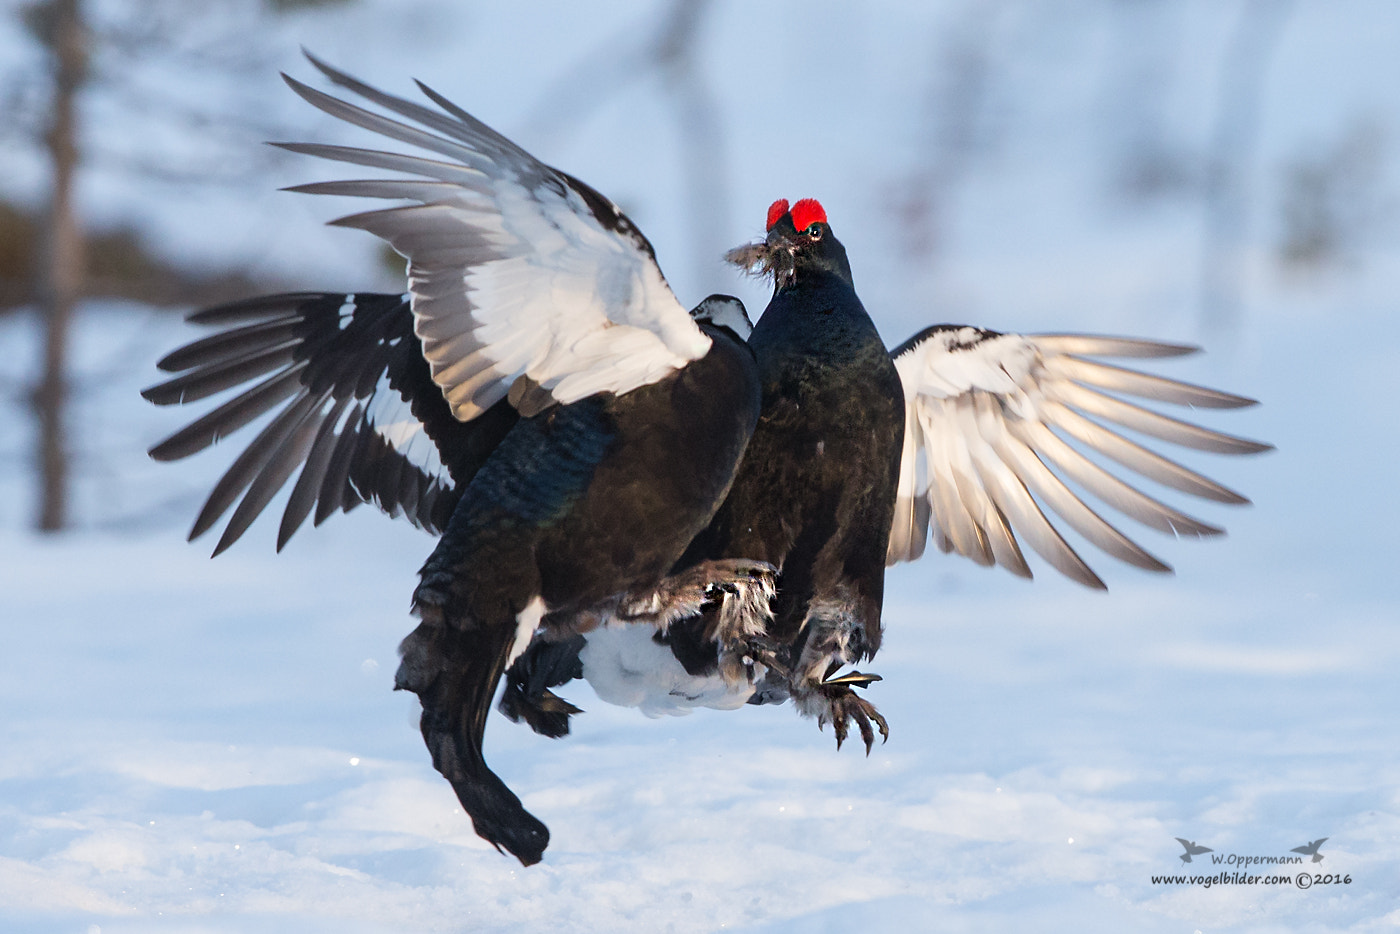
[500,633,586,738]
[614,558,777,686]
[615,558,776,633]
[787,600,889,752]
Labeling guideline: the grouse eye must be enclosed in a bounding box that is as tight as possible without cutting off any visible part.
[807,223,824,239]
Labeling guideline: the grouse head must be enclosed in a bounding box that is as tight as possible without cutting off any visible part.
[690,294,754,340]
[725,198,854,290]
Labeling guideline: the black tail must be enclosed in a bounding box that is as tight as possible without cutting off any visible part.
[395,611,549,866]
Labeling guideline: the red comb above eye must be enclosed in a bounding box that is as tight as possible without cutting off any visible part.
[790,198,826,232]
[766,199,790,231]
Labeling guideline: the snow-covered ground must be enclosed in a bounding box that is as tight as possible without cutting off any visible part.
[3,2,1399,931]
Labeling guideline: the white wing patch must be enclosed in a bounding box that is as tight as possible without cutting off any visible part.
[364,367,446,483]
[887,328,1272,588]
[280,55,710,422]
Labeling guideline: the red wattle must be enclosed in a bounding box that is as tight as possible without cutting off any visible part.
[766,199,790,231]
[789,198,827,232]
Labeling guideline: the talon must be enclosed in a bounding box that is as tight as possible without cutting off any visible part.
[817,682,889,754]
[875,709,889,743]
[853,708,873,754]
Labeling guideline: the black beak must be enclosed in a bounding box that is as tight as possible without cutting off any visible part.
[765,222,797,249]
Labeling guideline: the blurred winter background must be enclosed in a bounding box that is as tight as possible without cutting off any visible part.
[1,0,1397,931]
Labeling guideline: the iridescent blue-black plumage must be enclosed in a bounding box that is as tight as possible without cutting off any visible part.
[676,203,905,749]
[147,54,1271,868]
[146,288,763,866]
[142,54,774,867]
[397,315,760,863]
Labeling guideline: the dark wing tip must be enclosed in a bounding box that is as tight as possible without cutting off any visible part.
[279,71,338,114]
[147,438,185,462]
[209,530,237,558]
[1079,565,1109,591]
[1212,392,1262,410]
[299,45,326,71]
[1226,438,1275,455]
[413,78,458,114]
[300,47,364,94]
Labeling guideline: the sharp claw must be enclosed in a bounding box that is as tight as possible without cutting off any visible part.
[854,708,874,755]
[819,683,889,754]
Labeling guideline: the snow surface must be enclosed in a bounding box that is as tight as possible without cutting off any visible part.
[4,2,1400,932]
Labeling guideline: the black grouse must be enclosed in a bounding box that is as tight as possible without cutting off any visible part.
[518,196,1272,751]
[674,198,907,747]
[722,197,1271,746]
[146,54,1272,862]
[143,56,777,865]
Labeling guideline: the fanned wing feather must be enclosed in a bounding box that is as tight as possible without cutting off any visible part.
[277,53,712,422]
[144,53,712,553]
[143,293,519,554]
[887,326,1272,585]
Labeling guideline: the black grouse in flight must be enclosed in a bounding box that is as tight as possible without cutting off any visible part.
[146,54,1270,864]
[672,198,908,748]
[524,195,1271,752]
[144,56,775,865]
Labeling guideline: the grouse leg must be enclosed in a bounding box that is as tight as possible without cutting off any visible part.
[616,558,778,685]
[615,558,776,632]
[498,633,587,739]
[788,603,890,754]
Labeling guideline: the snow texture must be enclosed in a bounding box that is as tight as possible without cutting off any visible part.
[3,1,1399,932]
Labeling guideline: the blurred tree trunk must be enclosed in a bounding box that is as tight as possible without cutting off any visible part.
[1200,0,1293,333]
[32,0,87,532]
[654,0,729,286]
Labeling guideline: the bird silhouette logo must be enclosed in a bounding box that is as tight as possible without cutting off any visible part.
[1175,838,1213,864]
[1291,838,1328,862]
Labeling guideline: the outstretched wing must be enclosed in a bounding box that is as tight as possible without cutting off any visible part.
[277,52,711,421]
[886,326,1271,588]
[143,292,518,555]
[145,54,722,554]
